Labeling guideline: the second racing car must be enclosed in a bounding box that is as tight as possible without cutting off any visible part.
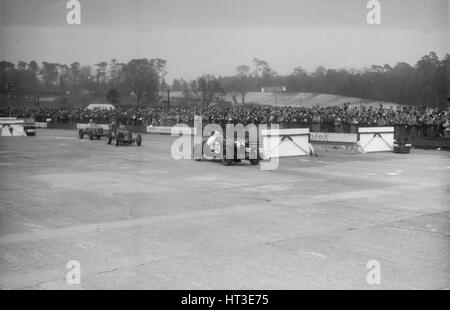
[79,120,108,140]
[107,124,142,147]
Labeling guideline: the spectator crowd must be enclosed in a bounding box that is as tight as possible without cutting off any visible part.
[1,104,449,138]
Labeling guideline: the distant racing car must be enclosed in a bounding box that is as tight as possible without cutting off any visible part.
[23,119,37,136]
[78,123,107,140]
[107,124,142,146]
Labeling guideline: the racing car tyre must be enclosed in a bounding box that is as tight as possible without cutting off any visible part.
[221,157,233,166]
[250,159,260,166]
[136,134,142,146]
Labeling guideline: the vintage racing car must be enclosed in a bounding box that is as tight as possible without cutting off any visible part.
[194,131,260,166]
[393,137,412,154]
[107,124,142,146]
[79,123,108,140]
[23,118,37,136]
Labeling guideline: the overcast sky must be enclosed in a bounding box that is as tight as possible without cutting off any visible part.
[0,0,448,81]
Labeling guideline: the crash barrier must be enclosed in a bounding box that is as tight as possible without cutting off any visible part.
[35,122,48,128]
[39,122,147,133]
[308,123,448,140]
[31,116,447,138]
[31,120,450,150]
[260,128,314,159]
[127,125,148,134]
[411,137,450,149]
[0,118,26,136]
[76,123,111,130]
[402,124,447,139]
[310,132,357,144]
[47,122,78,130]
[352,127,394,153]
[147,125,178,134]
[147,125,197,135]
[310,127,394,153]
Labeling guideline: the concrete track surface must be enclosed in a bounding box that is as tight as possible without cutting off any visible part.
[0,129,449,289]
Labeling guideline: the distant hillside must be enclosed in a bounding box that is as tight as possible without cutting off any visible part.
[164,91,402,108]
[225,92,401,108]
[1,91,401,110]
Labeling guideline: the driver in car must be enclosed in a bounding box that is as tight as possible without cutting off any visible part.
[206,131,221,153]
[86,119,94,128]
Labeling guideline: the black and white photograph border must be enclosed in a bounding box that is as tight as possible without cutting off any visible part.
[0,0,449,292]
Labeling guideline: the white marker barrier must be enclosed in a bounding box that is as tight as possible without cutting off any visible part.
[353,127,394,153]
[76,123,111,130]
[310,132,358,144]
[260,128,314,159]
[147,125,197,135]
[35,122,48,128]
[0,119,26,137]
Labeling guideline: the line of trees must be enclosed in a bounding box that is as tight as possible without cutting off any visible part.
[0,58,167,106]
[1,52,448,108]
[173,53,449,108]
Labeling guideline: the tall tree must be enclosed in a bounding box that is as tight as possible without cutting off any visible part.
[172,79,183,91]
[95,61,108,89]
[69,62,81,92]
[235,65,251,104]
[190,74,225,108]
[123,58,161,106]
[40,62,59,90]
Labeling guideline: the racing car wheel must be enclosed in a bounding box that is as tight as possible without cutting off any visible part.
[249,159,260,165]
[136,134,142,146]
[221,154,233,166]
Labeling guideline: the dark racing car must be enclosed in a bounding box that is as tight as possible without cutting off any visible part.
[79,124,107,140]
[194,131,260,166]
[23,119,36,136]
[393,137,412,154]
[107,124,142,147]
